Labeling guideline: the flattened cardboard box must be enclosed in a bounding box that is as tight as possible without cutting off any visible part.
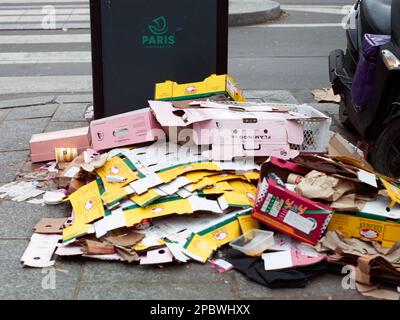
[328,212,400,248]
[182,209,257,263]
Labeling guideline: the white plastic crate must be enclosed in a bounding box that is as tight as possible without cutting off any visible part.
[287,104,332,153]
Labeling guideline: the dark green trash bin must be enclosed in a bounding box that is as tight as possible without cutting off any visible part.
[90,0,228,119]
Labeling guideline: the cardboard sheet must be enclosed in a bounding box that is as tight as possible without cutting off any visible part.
[21,233,61,268]
[33,218,66,234]
[183,213,242,263]
[140,247,174,265]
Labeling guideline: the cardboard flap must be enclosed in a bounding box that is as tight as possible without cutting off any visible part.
[148,100,215,127]
[285,120,304,145]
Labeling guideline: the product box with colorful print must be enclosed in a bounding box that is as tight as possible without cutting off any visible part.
[155,74,246,102]
[252,158,333,245]
[328,212,400,248]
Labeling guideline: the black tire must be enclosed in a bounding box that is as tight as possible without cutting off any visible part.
[371,119,400,177]
[339,96,355,131]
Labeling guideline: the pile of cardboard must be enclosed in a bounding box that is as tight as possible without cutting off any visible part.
[22,141,261,266]
[250,140,400,297]
[3,73,400,299]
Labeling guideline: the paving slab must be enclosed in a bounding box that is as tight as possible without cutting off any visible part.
[77,280,237,300]
[45,121,89,132]
[0,96,55,109]
[55,94,93,104]
[0,109,9,122]
[290,89,319,104]
[0,150,29,184]
[0,200,70,238]
[0,118,48,152]
[52,103,88,122]
[81,260,233,284]
[0,240,81,300]
[309,102,340,115]
[5,104,58,120]
[233,272,370,300]
[244,90,299,104]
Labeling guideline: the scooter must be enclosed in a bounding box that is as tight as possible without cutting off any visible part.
[329,0,400,177]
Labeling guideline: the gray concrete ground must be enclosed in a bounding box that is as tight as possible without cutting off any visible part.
[0,90,367,300]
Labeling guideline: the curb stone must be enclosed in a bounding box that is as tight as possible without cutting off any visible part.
[229,0,281,26]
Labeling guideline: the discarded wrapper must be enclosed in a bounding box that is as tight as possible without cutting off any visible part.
[55,147,78,163]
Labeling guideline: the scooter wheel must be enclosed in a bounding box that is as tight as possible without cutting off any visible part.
[339,97,355,131]
[371,119,400,178]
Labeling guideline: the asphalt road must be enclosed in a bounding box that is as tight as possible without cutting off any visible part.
[0,0,355,98]
[229,0,355,89]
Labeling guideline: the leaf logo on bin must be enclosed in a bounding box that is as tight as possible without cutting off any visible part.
[142,16,175,49]
[148,16,168,35]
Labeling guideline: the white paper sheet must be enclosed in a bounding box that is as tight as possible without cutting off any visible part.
[262,250,293,271]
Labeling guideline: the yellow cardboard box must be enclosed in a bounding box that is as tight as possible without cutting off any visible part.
[328,212,400,248]
[155,74,246,102]
[183,213,242,263]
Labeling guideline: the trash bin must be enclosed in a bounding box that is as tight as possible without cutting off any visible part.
[90,0,229,119]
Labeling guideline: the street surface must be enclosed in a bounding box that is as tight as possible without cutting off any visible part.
[0,0,354,99]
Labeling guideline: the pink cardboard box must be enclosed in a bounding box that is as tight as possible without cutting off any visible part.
[193,116,304,160]
[90,108,162,151]
[29,127,91,163]
[148,100,307,160]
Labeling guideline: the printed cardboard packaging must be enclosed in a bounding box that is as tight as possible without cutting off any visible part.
[328,211,400,248]
[252,158,333,246]
[29,127,91,163]
[90,108,163,151]
[182,209,257,263]
[148,100,308,160]
[183,213,242,263]
[155,74,246,102]
[89,195,223,240]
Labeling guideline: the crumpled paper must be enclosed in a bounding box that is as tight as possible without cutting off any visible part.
[295,170,356,202]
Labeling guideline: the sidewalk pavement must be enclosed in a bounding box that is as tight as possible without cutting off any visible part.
[0,90,366,300]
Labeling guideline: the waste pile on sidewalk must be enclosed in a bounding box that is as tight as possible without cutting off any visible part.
[3,74,400,299]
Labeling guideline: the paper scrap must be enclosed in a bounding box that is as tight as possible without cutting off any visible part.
[312,88,340,103]
[262,250,293,271]
[140,247,174,265]
[357,169,378,188]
